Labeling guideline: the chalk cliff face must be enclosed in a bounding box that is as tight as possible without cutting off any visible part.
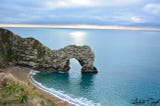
[0,28,97,73]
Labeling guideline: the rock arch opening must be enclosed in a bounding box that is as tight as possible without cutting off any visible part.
[69,58,81,72]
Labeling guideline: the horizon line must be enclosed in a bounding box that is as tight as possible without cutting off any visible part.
[0,24,160,31]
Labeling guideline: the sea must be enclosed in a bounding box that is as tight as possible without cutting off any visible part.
[5,27,160,106]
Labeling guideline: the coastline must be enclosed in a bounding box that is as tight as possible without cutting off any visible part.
[1,67,74,106]
[29,70,78,106]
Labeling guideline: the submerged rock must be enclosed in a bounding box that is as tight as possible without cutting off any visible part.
[0,28,98,73]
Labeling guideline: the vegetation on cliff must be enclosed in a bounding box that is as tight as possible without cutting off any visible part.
[0,73,55,106]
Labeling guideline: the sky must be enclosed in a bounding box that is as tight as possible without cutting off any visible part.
[0,0,160,27]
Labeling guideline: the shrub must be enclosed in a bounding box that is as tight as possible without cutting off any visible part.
[5,82,21,95]
[16,90,28,103]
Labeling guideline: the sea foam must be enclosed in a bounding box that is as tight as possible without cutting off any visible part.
[29,70,101,106]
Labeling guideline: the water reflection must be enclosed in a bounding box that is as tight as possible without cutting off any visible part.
[69,31,86,45]
[79,73,95,93]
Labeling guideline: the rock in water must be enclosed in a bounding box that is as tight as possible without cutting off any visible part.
[0,28,98,73]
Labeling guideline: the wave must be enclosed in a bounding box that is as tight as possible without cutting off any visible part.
[29,70,101,106]
[30,70,40,75]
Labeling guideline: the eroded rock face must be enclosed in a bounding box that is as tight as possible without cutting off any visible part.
[0,28,97,73]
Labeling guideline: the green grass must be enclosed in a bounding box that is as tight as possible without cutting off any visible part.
[0,79,28,106]
[16,90,28,103]
[0,75,56,106]
[5,82,22,95]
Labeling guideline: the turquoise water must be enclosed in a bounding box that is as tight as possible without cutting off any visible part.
[6,27,160,106]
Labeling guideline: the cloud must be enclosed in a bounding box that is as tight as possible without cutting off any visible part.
[45,0,95,9]
[97,0,142,6]
[130,16,144,23]
[144,3,160,15]
[111,13,145,24]
[44,0,142,9]
[0,0,160,27]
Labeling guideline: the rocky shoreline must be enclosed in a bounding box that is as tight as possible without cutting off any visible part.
[0,28,97,73]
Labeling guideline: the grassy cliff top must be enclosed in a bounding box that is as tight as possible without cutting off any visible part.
[0,72,56,106]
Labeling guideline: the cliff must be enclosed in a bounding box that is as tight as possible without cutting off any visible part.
[0,28,97,73]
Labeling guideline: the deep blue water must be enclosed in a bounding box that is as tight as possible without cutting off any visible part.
[6,27,160,106]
